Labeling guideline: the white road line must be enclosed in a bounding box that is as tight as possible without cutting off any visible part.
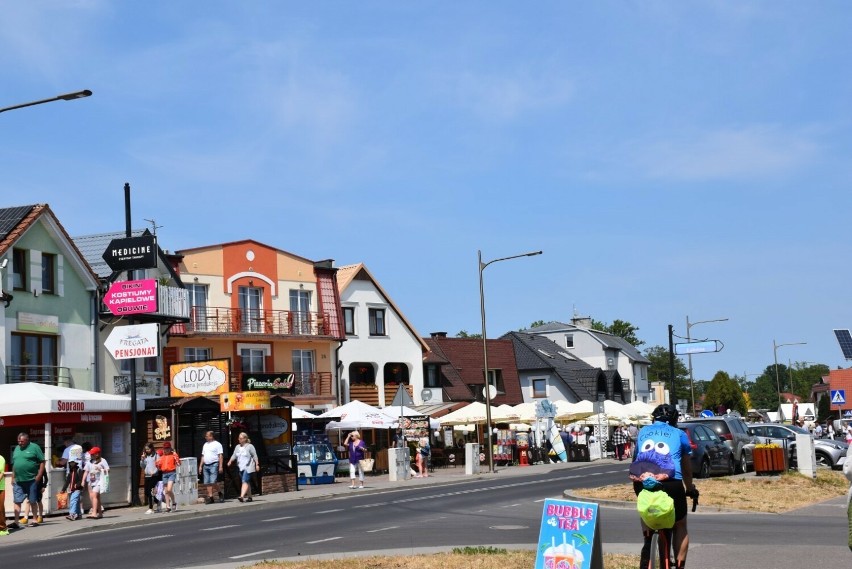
[306,536,343,544]
[316,508,343,514]
[127,535,174,542]
[356,502,388,508]
[35,548,90,558]
[534,498,547,503]
[229,549,276,560]
[501,503,521,508]
[366,526,399,533]
[201,524,240,531]
[263,516,295,522]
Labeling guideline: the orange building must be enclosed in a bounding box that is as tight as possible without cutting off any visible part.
[826,368,852,418]
[166,240,345,411]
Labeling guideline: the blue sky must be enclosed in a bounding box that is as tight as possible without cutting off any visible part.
[2,2,851,386]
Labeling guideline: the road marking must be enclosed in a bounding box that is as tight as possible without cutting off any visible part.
[306,536,343,544]
[605,470,623,474]
[201,524,240,531]
[316,508,343,514]
[501,503,521,508]
[35,548,90,558]
[356,502,388,508]
[263,516,295,522]
[127,535,174,542]
[229,549,276,560]
[534,498,547,503]
[366,526,399,533]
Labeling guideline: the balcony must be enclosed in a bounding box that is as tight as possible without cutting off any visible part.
[6,366,74,388]
[173,307,332,338]
[229,371,332,398]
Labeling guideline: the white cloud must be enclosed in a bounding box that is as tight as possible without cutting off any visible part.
[453,69,574,121]
[632,125,820,181]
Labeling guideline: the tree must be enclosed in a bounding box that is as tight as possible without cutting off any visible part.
[643,345,689,402]
[817,394,831,423]
[788,362,829,400]
[747,366,782,410]
[456,330,482,339]
[528,320,547,329]
[702,371,747,415]
[591,319,645,347]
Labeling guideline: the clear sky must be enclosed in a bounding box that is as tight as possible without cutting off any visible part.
[2,2,851,386]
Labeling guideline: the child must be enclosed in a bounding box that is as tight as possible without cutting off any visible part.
[61,460,84,520]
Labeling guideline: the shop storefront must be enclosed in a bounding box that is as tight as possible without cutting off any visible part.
[0,383,137,516]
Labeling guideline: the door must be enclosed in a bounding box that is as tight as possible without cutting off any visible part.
[289,289,311,334]
[239,286,263,333]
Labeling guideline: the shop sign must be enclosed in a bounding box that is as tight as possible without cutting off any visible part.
[170,358,230,397]
[103,279,158,316]
[0,413,127,427]
[220,390,271,412]
[18,312,59,334]
[535,499,601,569]
[105,323,159,360]
[399,415,429,439]
[80,414,103,422]
[242,372,295,394]
[259,413,290,440]
[102,234,158,271]
[55,400,85,412]
[152,415,171,441]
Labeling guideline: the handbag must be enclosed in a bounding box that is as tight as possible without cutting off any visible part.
[359,458,375,473]
[56,491,69,510]
[101,473,110,493]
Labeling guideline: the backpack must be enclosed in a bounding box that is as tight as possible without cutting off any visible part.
[636,489,675,530]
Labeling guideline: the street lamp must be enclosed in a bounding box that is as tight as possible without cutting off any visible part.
[0,90,92,114]
[773,340,807,406]
[479,248,542,474]
[686,316,728,415]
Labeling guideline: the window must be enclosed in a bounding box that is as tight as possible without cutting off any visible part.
[183,347,212,362]
[425,364,441,388]
[10,332,57,382]
[343,307,355,335]
[350,362,375,385]
[12,249,26,290]
[383,363,409,385]
[293,349,316,394]
[127,269,148,280]
[41,253,56,294]
[565,334,574,348]
[121,356,159,374]
[532,378,547,398]
[485,369,505,393]
[369,308,386,336]
[240,347,266,373]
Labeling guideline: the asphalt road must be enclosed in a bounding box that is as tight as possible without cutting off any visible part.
[2,463,848,568]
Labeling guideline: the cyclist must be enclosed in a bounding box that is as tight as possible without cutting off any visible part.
[629,404,696,569]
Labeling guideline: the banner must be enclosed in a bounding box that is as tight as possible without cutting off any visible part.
[169,358,230,397]
[220,390,271,412]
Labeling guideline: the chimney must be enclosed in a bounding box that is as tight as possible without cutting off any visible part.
[571,316,593,329]
[430,332,448,339]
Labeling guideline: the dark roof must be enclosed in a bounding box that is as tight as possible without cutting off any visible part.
[524,321,650,364]
[73,229,146,278]
[422,338,474,401]
[503,332,597,400]
[0,205,35,243]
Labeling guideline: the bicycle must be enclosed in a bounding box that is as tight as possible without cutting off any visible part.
[641,486,699,569]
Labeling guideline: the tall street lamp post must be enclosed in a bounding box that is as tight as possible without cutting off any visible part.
[686,316,728,415]
[0,90,92,114]
[773,340,807,406]
[479,249,542,474]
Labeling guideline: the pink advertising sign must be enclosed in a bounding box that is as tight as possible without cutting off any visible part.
[104,279,158,316]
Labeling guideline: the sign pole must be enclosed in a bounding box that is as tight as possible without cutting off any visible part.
[124,183,141,507]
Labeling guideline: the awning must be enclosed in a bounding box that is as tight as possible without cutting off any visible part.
[0,383,141,417]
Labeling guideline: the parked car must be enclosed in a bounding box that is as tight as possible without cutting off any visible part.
[678,422,735,478]
[685,415,753,473]
[747,423,849,469]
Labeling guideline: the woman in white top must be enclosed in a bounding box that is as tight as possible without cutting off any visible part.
[84,447,109,519]
[227,432,259,502]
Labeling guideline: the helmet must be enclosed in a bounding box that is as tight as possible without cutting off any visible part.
[651,404,679,426]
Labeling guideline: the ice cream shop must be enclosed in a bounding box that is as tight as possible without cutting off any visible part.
[0,383,138,516]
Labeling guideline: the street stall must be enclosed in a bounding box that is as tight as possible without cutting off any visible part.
[0,383,139,516]
[320,400,396,477]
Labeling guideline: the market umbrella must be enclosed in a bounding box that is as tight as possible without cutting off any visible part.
[439,401,492,425]
[320,400,397,430]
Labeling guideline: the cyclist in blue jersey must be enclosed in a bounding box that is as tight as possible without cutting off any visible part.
[629,404,696,569]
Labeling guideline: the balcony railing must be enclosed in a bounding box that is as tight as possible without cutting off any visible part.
[6,366,74,388]
[99,284,189,320]
[174,307,331,337]
[229,371,332,397]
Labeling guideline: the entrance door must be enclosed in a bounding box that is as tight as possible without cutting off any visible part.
[289,289,311,334]
[239,286,263,333]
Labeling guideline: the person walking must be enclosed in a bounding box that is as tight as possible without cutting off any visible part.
[627,423,639,456]
[612,425,629,461]
[84,447,109,519]
[155,441,181,512]
[344,431,367,488]
[0,453,7,536]
[828,422,836,440]
[417,436,431,477]
[140,443,161,514]
[61,458,84,520]
[10,432,45,528]
[199,431,224,504]
[227,432,259,502]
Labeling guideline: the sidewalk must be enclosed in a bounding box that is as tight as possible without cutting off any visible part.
[0,459,592,545]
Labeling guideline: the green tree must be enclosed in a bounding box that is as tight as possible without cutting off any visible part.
[455,330,482,339]
[591,319,645,347]
[702,371,747,415]
[747,366,782,410]
[817,394,832,423]
[528,320,547,328]
[788,362,829,400]
[643,345,689,402]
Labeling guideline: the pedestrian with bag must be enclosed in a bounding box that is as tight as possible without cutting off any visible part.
[140,443,161,514]
[84,446,109,519]
[199,431,224,504]
[155,441,180,512]
[61,458,84,520]
[227,432,259,502]
[344,431,367,488]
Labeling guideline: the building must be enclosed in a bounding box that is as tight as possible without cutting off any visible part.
[336,263,430,406]
[522,317,651,402]
[0,204,99,389]
[167,240,346,411]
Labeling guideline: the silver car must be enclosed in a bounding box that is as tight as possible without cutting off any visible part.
[748,423,848,469]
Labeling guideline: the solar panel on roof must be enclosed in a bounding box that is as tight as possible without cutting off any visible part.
[833,329,852,360]
[0,205,34,241]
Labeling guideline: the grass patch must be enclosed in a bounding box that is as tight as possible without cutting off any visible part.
[573,469,847,513]
[248,551,638,569]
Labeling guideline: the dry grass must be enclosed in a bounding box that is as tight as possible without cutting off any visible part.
[248,551,638,569]
[573,469,848,513]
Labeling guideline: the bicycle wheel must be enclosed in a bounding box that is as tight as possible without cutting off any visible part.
[648,531,659,569]
[656,528,673,569]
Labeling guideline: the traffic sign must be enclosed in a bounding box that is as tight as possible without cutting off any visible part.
[102,235,158,271]
[831,389,846,406]
[700,410,714,418]
[674,340,723,355]
[103,279,158,316]
[104,323,159,360]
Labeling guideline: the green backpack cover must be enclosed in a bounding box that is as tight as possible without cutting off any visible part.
[637,489,675,530]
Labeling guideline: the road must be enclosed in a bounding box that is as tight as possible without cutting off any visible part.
[2,463,848,568]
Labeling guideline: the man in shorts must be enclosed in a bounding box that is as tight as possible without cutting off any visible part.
[629,404,695,569]
[199,431,224,504]
[11,433,45,528]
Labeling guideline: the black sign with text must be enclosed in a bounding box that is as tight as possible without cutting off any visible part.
[102,235,158,271]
